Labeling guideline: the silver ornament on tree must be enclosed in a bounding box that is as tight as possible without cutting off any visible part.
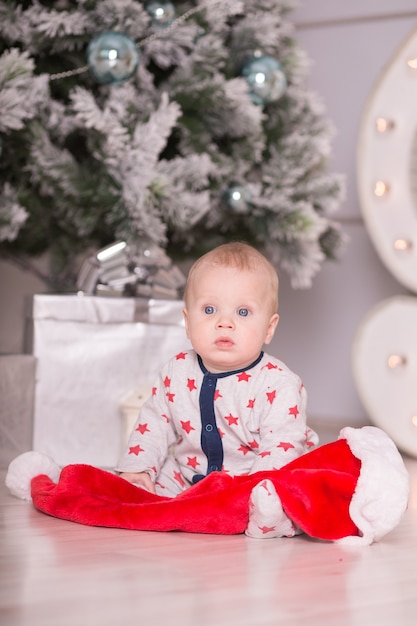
[223,184,252,214]
[87,31,140,85]
[241,53,287,105]
[145,1,176,29]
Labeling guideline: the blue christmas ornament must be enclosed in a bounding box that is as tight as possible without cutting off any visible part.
[241,55,287,105]
[145,1,176,29]
[223,184,252,214]
[87,31,140,85]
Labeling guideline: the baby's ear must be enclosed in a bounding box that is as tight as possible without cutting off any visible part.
[183,308,190,338]
[264,313,279,344]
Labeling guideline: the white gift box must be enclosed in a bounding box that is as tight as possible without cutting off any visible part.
[26,294,190,468]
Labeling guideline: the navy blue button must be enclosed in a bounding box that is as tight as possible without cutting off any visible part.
[207,378,214,386]
[210,465,219,472]
[205,424,213,432]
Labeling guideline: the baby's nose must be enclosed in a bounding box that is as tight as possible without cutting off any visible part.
[216,316,234,329]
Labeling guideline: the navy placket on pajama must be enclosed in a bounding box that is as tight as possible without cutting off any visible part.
[197,372,224,480]
[192,359,224,484]
[192,352,264,484]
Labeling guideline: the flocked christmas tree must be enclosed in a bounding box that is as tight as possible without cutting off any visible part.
[0,0,345,294]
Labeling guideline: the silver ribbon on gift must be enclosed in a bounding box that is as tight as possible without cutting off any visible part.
[76,241,186,300]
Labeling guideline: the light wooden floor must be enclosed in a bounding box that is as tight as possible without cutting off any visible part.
[1,430,417,626]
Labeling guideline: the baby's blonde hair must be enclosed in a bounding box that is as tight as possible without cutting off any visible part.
[184,242,279,313]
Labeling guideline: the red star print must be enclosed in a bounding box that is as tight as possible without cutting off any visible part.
[266,389,276,404]
[135,423,150,435]
[247,398,255,409]
[152,386,157,396]
[218,428,225,438]
[173,471,185,487]
[264,361,278,370]
[166,392,175,403]
[259,451,271,458]
[175,352,187,360]
[289,405,299,418]
[187,456,199,469]
[259,525,277,534]
[225,413,239,426]
[237,371,251,382]
[306,440,315,448]
[278,441,295,451]
[187,378,197,392]
[248,439,259,449]
[128,445,144,456]
[181,420,195,434]
[161,413,170,423]
[214,389,222,400]
[163,376,171,388]
[261,482,273,495]
[238,444,252,455]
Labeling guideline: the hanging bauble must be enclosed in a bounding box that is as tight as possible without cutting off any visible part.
[87,31,140,85]
[145,1,176,29]
[241,55,287,105]
[223,184,252,214]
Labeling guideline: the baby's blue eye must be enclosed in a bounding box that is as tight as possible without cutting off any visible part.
[204,305,216,315]
[238,308,249,317]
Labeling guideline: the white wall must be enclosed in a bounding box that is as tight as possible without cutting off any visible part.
[1,1,416,426]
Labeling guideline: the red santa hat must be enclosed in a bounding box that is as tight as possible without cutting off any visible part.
[5,426,409,544]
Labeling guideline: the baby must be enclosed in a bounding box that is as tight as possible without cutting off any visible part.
[116,242,318,495]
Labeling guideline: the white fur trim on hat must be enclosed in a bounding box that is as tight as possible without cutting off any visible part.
[337,426,409,545]
[5,451,61,501]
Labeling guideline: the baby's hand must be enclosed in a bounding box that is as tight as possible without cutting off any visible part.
[119,471,156,494]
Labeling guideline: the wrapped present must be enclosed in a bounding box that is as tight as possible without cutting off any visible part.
[25,294,190,468]
[76,241,186,300]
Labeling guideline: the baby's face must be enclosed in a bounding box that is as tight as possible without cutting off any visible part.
[183,264,279,373]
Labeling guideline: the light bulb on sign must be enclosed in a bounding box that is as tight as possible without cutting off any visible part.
[373,180,390,197]
[387,354,407,368]
[393,238,413,252]
[375,117,395,133]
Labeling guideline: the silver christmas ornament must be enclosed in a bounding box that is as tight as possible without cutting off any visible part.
[241,55,287,105]
[87,31,140,85]
[145,1,176,30]
[223,184,252,214]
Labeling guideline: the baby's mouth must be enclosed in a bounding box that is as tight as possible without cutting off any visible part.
[215,336,234,348]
